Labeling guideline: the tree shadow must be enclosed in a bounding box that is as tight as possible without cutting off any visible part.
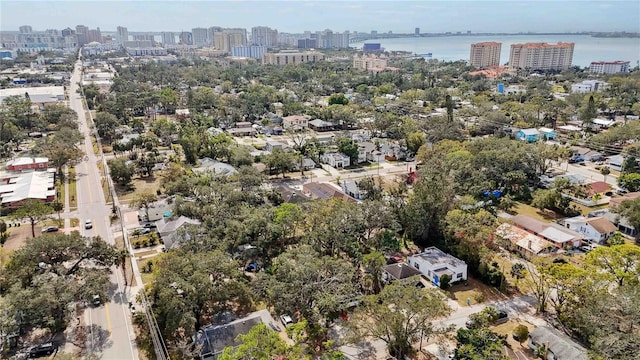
[82,324,113,353]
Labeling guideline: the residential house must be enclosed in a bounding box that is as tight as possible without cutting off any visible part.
[585,181,610,196]
[265,140,287,152]
[516,128,540,142]
[589,208,637,239]
[226,122,256,137]
[592,118,616,130]
[308,119,334,132]
[511,215,584,249]
[302,182,354,203]
[194,310,279,360]
[155,215,201,249]
[538,127,557,140]
[193,157,238,176]
[321,152,350,168]
[282,115,309,129]
[380,143,405,161]
[407,247,467,287]
[357,142,376,163]
[296,158,317,171]
[342,180,366,200]
[275,185,308,204]
[175,109,190,121]
[382,263,422,283]
[6,157,48,172]
[0,170,56,207]
[570,146,603,162]
[563,216,618,244]
[607,154,625,172]
[495,223,557,259]
[528,326,588,360]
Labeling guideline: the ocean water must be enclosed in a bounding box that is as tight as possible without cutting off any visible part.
[353,34,640,67]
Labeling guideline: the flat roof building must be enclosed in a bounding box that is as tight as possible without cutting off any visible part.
[262,50,325,66]
[407,247,467,287]
[589,61,630,74]
[509,42,574,71]
[0,86,65,106]
[470,42,501,68]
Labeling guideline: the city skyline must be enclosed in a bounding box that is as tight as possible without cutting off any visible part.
[2,0,639,34]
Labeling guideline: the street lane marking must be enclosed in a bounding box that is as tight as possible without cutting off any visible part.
[105,302,113,338]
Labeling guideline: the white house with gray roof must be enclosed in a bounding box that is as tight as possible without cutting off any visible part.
[407,247,467,286]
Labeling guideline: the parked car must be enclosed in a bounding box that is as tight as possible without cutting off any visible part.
[579,245,592,253]
[92,294,102,307]
[280,314,294,327]
[41,226,59,233]
[29,342,56,358]
[84,219,93,229]
[142,222,157,229]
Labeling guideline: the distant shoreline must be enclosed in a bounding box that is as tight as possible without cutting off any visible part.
[351,32,640,42]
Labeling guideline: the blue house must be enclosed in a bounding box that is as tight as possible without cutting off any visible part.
[516,128,540,143]
[538,127,557,140]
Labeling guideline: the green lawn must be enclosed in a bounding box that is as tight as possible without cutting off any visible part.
[513,202,560,221]
[68,167,77,210]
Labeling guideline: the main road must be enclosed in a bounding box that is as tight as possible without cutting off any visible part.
[69,58,139,359]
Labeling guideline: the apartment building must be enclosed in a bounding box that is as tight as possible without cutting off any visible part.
[251,26,278,47]
[469,42,501,68]
[161,32,175,45]
[192,27,209,47]
[116,26,128,45]
[353,55,387,70]
[589,61,630,74]
[509,42,574,71]
[231,45,267,59]
[262,50,325,65]
[214,29,247,53]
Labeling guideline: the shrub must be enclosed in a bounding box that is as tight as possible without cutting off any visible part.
[473,293,486,303]
[439,274,452,289]
[513,324,529,342]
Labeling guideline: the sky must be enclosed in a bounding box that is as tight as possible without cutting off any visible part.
[1,0,639,33]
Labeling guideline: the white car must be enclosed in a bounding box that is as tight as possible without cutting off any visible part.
[85,219,93,229]
[280,314,293,326]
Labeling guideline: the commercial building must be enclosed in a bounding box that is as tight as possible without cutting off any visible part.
[589,61,630,74]
[251,26,278,47]
[407,247,468,287]
[0,160,55,208]
[179,31,192,45]
[469,42,501,68]
[362,43,383,53]
[0,86,65,108]
[116,26,128,45]
[87,28,103,43]
[231,45,267,59]
[571,80,608,93]
[509,42,574,71]
[19,25,33,34]
[6,27,78,53]
[262,50,325,66]
[192,27,209,47]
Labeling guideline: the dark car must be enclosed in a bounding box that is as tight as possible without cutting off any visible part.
[143,222,157,229]
[29,342,56,358]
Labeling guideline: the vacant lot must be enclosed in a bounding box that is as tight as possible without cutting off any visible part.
[117,177,161,203]
[447,277,508,307]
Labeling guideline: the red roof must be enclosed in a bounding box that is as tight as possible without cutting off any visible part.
[587,181,610,195]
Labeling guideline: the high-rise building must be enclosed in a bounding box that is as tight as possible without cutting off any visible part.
[179,31,192,45]
[116,26,128,45]
[192,27,209,47]
[19,25,33,34]
[589,61,630,74]
[353,55,388,70]
[470,42,501,68]
[297,38,317,49]
[509,42,574,71]
[76,25,89,46]
[415,27,420,35]
[161,32,176,45]
[313,29,349,49]
[251,26,278,47]
[87,28,103,43]
[133,34,154,41]
[61,27,75,37]
[232,45,267,59]
[214,29,247,52]
[208,27,223,45]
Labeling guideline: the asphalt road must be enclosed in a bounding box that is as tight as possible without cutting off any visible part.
[69,59,139,360]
